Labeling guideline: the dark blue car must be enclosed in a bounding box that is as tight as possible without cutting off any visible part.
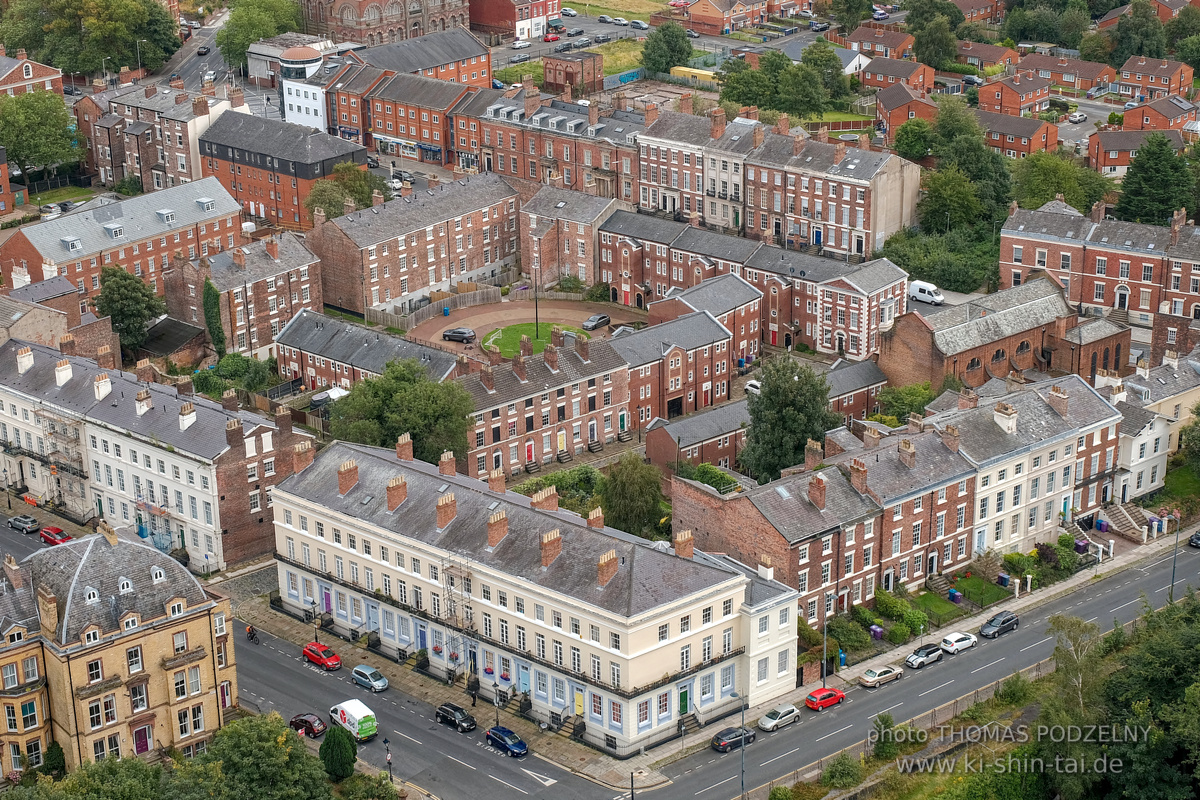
[485,725,528,757]
[492,78,505,89]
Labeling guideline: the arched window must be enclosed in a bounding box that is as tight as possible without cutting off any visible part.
[1090,352,1098,381]
[22,64,31,79]
[151,567,165,583]
[967,357,981,370]
[992,348,1006,362]
[1103,347,1110,371]
[1115,343,1123,371]
[1016,340,1031,354]
[85,588,99,604]
[119,577,132,594]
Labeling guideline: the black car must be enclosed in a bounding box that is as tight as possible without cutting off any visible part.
[582,313,610,330]
[962,74,984,87]
[711,726,755,753]
[510,53,531,63]
[1189,531,1200,547]
[905,643,943,669]
[980,610,1019,639]
[367,155,379,168]
[442,327,477,343]
[597,14,613,21]
[197,45,210,55]
[566,27,585,36]
[63,85,82,96]
[435,702,477,732]
[594,32,613,43]
[58,201,76,212]
[554,41,573,52]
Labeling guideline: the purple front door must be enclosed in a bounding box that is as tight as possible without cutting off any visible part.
[134,726,151,755]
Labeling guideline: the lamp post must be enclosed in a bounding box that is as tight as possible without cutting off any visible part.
[102,56,112,85]
[533,262,541,340]
[1167,507,1182,602]
[821,614,829,688]
[729,690,747,799]
[383,738,392,782]
[2,468,9,510]
[135,39,147,78]
[493,680,501,727]
[311,599,320,643]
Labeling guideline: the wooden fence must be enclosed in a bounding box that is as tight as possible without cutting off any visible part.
[507,288,585,302]
[365,285,503,330]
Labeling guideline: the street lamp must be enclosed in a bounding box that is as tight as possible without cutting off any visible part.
[493,680,501,727]
[383,738,392,782]
[2,468,9,510]
[729,690,747,799]
[102,56,112,85]
[533,262,541,340]
[1166,507,1182,602]
[311,599,320,643]
[135,39,148,79]
[821,613,829,688]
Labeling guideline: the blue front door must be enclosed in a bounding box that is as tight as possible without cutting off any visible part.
[814,229,822,246]
[366,602,379,631]
[418,625,427,650]
[519,665,530,693]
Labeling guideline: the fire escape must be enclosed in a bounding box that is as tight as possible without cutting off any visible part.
[440,555,476,685]
[32,408,92,524]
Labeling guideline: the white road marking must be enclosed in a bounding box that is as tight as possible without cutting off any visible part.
[694,775,738,795]
[445,754,476,770]
[392,730,422,745]
[872,703,904,719]
[1020,637,1053,653]
[489,775,528,795]
[918,680,954,698]
[971,657,1005,675]
[1109,598,1140,613]
[815,724,854,742]
[760,747,800,767]
[1085,617,1098,624]
[520,768,557,787]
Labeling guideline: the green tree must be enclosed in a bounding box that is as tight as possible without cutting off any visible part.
[203,279,227,359]
[41,741,65,781]
[1177,34,1200,69]
[161,758,232,800]
[1079,30,1116,63]
[216,0,303,71]
[1113,132,1195,223]
[776,64,829,119]
[1060,0,1091,49]
[800,39,851,99]
[740,358,842,483]
[1012,150,1114,212]
[328,359,474,463]
[932,95,982,146]
[304,161,392,223]
[894,118,934,161]
[43,755,161,800]
[715,53,750,84]
[93,265,167,356]
[1178,402,1200,473]
[601,452,665,537]
[319,724,357,783]
[719,67,774,109]
[832,0,873,32]
[341,773,401,800]
[641,21,692,74]
[956,20,991,41]
[0,90,80,174]
[203,712,332,800]
[918,165,983,232]
[914,15,956,68]
[877,382,935,422]
[1112,0,1167,66]
[904,0,964,33]
[1166,2,1200,44]
[872,713,900,759]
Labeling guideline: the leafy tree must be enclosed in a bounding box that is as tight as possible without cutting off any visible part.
[914,15,956,68]
[93,265,167,356]
[328,359,474,463]
[873,714,900,759]
[1113,132,1194,224]
[877,382,935,422]
[776,64,829,119]
[932,95,982,145]
[956,20,991,41]
[641,21,692,74]
[832,0,873,32]
[904,0,964,33]
[715,53,750,84]
[800,39,851,99]
[161,758,232,800]
[1112,0,1167,67]
[1079,30,1116,64]
[1177,34,1200,69]
[880,224,999,293]
[341,773,401,800]
[894,118,934,161]
[601,452,665,537]
[203,279,227,359]
[1177,402,1200,473]
[1060,0,1091,49]
[216,0,303,71]
[304,161,392,223]
[918,165,982,232]
[719,67,774,109]
[937,133,1012,220]
[1165,1,1200,43]
[0,90,80,174]
[319,724,357,783]
[1012,150,1114,212]
[203,712,333,800]
[41,741,65,781]
[740,358,842,483]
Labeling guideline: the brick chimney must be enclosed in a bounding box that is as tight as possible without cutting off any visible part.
[96,344,117,370]
[487,346,503,365]
[386,475,408,511]
[176,379,194,397]
[816,127,829,143]
[436,492,457,529]
[337,459,359,495]
[775,113,790,134]
[849,458,868,494]
[36,585,56,639]
[438,449,456,476]
[396,432,414,461]
[488,467,506,493]
[372,189,384,207]
[530,485,559,511]
[588,103,599,126]
[265,237,279,260]
[201,80,216,98]
[15,49,26,60]
[597,549,618,587]
[614,92,627,111]
[674,529,694,559]
[793,134,805,156]
[145,84,156,99]
[543,344,558,371]
[343,197,356,216]
[99,519,118,546]
[225,417,240,447]
[587,507,604,528]
[575,334,589,362]
[645,102,659,126]
[1090,201,1106,223]
[427,175,440,190]
[487,509,509,547]
[228,87,245,108]
[808,472,827,510]
[541,529,562,567]
[834,142,846,164]
[512,352,527,381]
[710,107,726,139]
[179,401,196,431]
[744,105,759,121]
[908,411,923,433]
[3,554,22,591]
[752,123,764,149]
[1047,384,1068,417]
[805,438,823,470]
[1171,207,1187,245]
[232,248,246,269]
[520,335,533,358]
[313,207,327,226]
[898,438,917,469]
[958,389,978,410]
[175,90,190,104]
[222,388,238,411]
[293,440,315,472]
[863,426,882,448]
[940,423,960,453]
[551,326,565,348]
[192,96,209,117]
[678,93,693,115]
[524,88,543,121]
[480,365,495,392]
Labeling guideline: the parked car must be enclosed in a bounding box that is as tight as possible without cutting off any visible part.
[442,327,476,343]
[509,53,531,63]
[573,37,592,48]
[980,610,1019,639]
[188,19,202,28]
[561,6,578,14]
[350,664,389,692]
[63,85,82,96]
[554,41,573,51]
[197,45,210,55]
[566,26,585,35]
[1189,531,1200,547]
[543,33,560,41]
[7,515,37,534]
[582,313,610,330]
[594,32,613,42]
[38,204,57,214]
[486,725,529,756]
[1125,100,1139,110]
[613,16,629,24]
[909,280,945,305]
[757,703,800,731]
[810,20,830,30]
[711,726,756,752]
[744,379,761,395]
[58,201,77,212]
[905,643,943,669]
[686,28,701,37]
[203,70,216,83]
[39,527,71,546]
[302,641,342,670]
[872,9,890,18]
[492,78,505,89]
[859,665,904,688]
[804,687,845,711]
[631,19,649,29]
[597,14,613,21]
[436,702,477,732]
[289,713,327,737]
[1067,111,1087,123]
[940,632,978,654]
[798,8,816,16]
[962,74,984,87]
[511,39,532,48]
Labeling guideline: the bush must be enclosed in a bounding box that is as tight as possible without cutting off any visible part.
[1002,552,1036,577]
[902,608,929,638]
[319,724,357,782]
[790,783,830,800]
[414,648,429,669]
[41,741,65,781]
[874,590,909,621]
[827,616,873,652]
[820,752,864,789]
[851,605,878,629]
[1035,541,1060,570]
[873,713,899,760]
[584,281,611,303]
[341,773,400,800]
[769,787,794,800]
[960,701,990,722]
[937,62,979,75]
[501,286,511,296]
[557,275,584,293]
[996,671,1032,706]
[1108,112,1124,125]
[886,622,911,644]
[797,619,823,648]
[113,175,144,196]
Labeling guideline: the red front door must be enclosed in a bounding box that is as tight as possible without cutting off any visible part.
[770,329,777,346]
[623,290,630,305]
[526,442,534,463]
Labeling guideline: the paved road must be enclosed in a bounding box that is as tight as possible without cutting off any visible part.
[0,510,75,561]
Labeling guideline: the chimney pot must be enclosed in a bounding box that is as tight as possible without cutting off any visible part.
[598,549,619,587]
[3,555,22,591]
[54,358,72,387]
[16,346,32,375]
[437,492,457,529]
[587,507,605,528]
[674,529,694,559]
[808,472,827,510]
[135,388,153,416]
[487,509,509,547]
[293,440,315,473]
[386,475,408,511]
[898,438,917,468]
[543,344,559,371]
[849,458,869,494]
[58,334,76,356]
[1047,385,1069,417]
[541,529,563,567]
[221,388,238,412]
[438,450,456,476]
[958,389,979,410]
[805,438,823,470]
[530,485,559,512]
[941,424,960,453]
[396,432,414,461]
[179,401,196,431]
[337,459,359,495]
[488,468,506,493]
[93,373,112,401]
[710,107,726,140]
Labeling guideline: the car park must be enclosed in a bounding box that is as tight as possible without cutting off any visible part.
[582,313,610,330]
[630,19,649,29]
[511,39,532,48]
[711,726,756,752]
[859,665,904,688]
[561,6,578,14]
[905,643,943,669]
[39,527,71,546]
[613,16,629,24]
[509,53,531,63]
[940,632,978,654]
[543,33,560,41]
[197,45,210,55]
[804,687,845,711]
[597,14,613,21]
[573,37,592,48]
[442,327,476,343]
[435,702,477,732]
[486,725,529,756]
[554,41,573,51]
[7,515,37,534]
[302,641,342,670]
[686,28,701,37]
[350,664,389,692]
[567,26,585,35]
[594,32,612,42]
[981,610,1019,638]
[757,703,800,731]
[289,713,327,737]
[1067,111,1087,123]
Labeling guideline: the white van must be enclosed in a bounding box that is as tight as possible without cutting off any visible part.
[329,699,378,742]
[909,280,945,305]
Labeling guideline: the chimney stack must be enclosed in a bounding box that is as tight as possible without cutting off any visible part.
[337,459,359,495]
[386,475,408,511]
[343,197,356,216]
[221,388,238,412]
[520,334,533,358]
[674,529,694,559]
[512,352,527,382]
[775,113,790,134]
[551,326,565,349]
[752,123,764,149]
[36,585,56,639]
[135,388,153,416]
[678,93,694,115]
[541,529,562,567]
[179,401,196,431]
[3,555,22,591]
[99,519,118,547]
[849,457,868,494]
[265,237,279,260]
[16,346,32,375]
[95,345,117,371]
[808,472,827,510]
[1047,385,1068,417]
[793,134,805,156]
[598,549,619,587]
[543,344,559,371]
[438,450,456,476]
[1090,201,1106,223]
[228,87,245,108]
[427,175,440,190]
[480,365,495,392]
[645,101,659,126]
[710,107,726,139]
[908,411,923,433]
[530,485,559,511]
[58,334,76,357]
[54,358,72,387]
[588,102,599,126]
[487,346,503,366]
[436,492,457,529]
[232,248,246,269]
[941,424,960,453]
[587,507,605,528]
[805,438,823,471]
[192,96,209,117]
[834,142,846,164]
[94,373,112,401]
[135,358,155,383]
[1136,357,1150,378]
[293,440,315,473]
[487,509,509,547]
[1164,349,1181,369]
[862,426,882,448]
[993,402,1018,434]
[958,389,978,410]
[575,334,590,361]
[487,468,506,493]
[225,417,240,447]
[396,432,414,461]
[898,438,917,469]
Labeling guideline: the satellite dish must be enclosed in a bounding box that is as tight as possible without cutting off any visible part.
[790,267,795,275]
[799,270,806,277]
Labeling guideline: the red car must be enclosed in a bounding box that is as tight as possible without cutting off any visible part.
[302,641,342,670]
[39,527,71,546]
[805,687,846,711]
[543,33,560,41]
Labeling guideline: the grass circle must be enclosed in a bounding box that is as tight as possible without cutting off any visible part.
[482,322,590,357]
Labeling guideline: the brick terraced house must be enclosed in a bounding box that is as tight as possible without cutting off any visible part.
[976,109,1058,157]
[648,272,763,365]
[860,57,934,92]
[1016,54,1116,92]
[1121,95,1197,132]
[1087,129,1186,176]
[520,186,628,286]
[1118,56,1193,100]
[979,71,1051,116]
[645,399,750,476]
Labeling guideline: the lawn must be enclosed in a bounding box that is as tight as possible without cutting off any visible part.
[494,61,544,88]
[25,185,94,207]
[585,38,645,75]
[1142,464,1200,512]
[952,574,1012,607]
[570,1,656,21]
[803,110,875,123]
[483,323,590,357]
[912,591,969,626]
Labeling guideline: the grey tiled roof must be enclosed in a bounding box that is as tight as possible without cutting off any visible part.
[1060,317,1127,346]
[327,173,518,248]
[1122,355,1200,407]
[278,441,746,616]
[864,57,923,77]
[826,359,887,399]
[451,86,508,118]
[483,92,647,147]
[598,210,688,244]
[875,83,935,112]
[955,40,1013,61]
[1017,54,1113,80]
[697,551,793,607]
[1094,128,1185,154]
[744,244,853,282]
[366,73,470,110]
[923,279,1069,357]
[609,311,730,368]
[827,431,974,504]
[1100,3,1130,22]
[196,232,318,293]
[745,467,877,544]
[1116,400,1159,436]
[642,110,726,147]
[673,227,762,263]
[355,29,489,73]
[1002,205,1093,241]
[835,258,907,294]
[1120,56,1187,77]
[276,309,458,382]
[1138,94,1195,118]
[200,112,366,165]
[662,273,762,318]
[999,73,1052,93]
[19,177,241,262]
[0,297,37,329]
[975,108,1049,137]
[9,276,77,304]
[522,186,614,224]
[24,528,211,646]
[646,399,750,448]
[459,336,626,409]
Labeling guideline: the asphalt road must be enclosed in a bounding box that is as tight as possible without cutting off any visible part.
[0,510,70,561]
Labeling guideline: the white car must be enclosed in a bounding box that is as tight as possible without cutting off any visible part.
[758,703,800,731]
[798,9,816,16]
[940,632,978,654]
[613,16,630,24]
[744,380,761,396]
[511,40,532,49]
[386,178,404,191]
[561,6,578,14]
[1067,111,1087,123]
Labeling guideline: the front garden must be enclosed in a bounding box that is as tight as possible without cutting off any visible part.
[482,323,589,357]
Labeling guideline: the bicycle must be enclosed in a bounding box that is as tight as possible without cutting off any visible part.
[246,629,260,644]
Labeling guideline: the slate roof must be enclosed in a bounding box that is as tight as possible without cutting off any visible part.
[598,209,689,244]
[661,273,762,318]
[1121,353,1200,407]
[278,441,749,617]
[141,318,205,356]
[1060,317,1127,346]
[827,431,974,503]
[200,113,365,165]
[522,186,614,224]
[484,91,647,147]
[998,72,1052,94]
[23,528,211,646]
[105,84,231,124]
[864,56,924,78]
[8,276,76,304]
[923,374,1120,465]
[276,309,458,382]
[922,278,1069,357]
[1094,129,1185,153]
[642,109,724,147]
[1116,400,1160,436]
[459,336,626,409]
[18,177,241,261]
[744,245,854,282]
[646,399,750,447]
[366,72,470,110]
[955,40,1014,62]
[826,359,887,399]
[875,83,936,113]
[1121,56,1188,77]
[1016,54,1114,80]
[744,467,877,544]
[196,233,318,293]
[975,108,1050,138]
[673,226,762,263]
[1133,94,1195,119]
[0,297,39,330]
[750,134,894,181]
[833,258,908,294]
[327,173,518,248]
[609,311,731,367]
[354,28,490,73]
[1099,3,1130,22]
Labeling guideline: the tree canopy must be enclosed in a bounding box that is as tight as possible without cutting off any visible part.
[93,266,167,357]
[641,21,693,74]
[1112,132,1194,224]
[914,15,957,68]
[304,162,392,224]
[1111,0,1167,66]
[319,725,357,783]
[601,452,666,538]
[800,39,851,100]
[740,358,842,483]
[215,0,303,71]
[1012,150,1114,213]
[918,165,983,232]
[932,98,1012,221]
[0,90,81,174]
[719,51,828,119]
[832,0,873,32]
[880,224,999,293]
[877,382,936,423]
[904,0,965,33]
[894,118,934,161]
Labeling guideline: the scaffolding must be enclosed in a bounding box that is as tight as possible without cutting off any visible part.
[440,553,476,686]
[32,407,92,523]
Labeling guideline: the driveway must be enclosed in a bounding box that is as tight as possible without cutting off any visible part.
[408,298,640,353]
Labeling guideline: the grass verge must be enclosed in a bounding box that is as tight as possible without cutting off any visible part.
[912,591,969,625]
[24,185,94,206]
[952,574,1012,607]
[494,61,545,87]
[585,38,645,74]
[483,322,589,357]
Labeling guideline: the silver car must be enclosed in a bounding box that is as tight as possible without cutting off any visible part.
[351,664,389,692]
[758,703,800,731]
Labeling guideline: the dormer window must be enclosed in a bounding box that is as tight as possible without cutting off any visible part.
[7,631,22,644]
[84,630,99,645]
[196,197,216,212]
[103,222,123,239]
[85,588,99,604]
[156,209,176,223]
[61,236,82,252]
[152,567,165,583]
[119,578,132,594]
[170,601,183,617]
[123,617,138,630]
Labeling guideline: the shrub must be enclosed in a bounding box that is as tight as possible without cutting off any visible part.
[414,648,429,669]
[886,622,910,644]
[873,713,899,760]
[584,281,612,303]
[996,671,1032,706]
[874,590,909,621]
[319,724,357,782]
[769,787,794,800]
[500,286,511,296]
[342,773,400,800]
[1002,552,1035,577]
[1035,541,1060,570]
[790,782,830,800]
[902,608,929,638]
[215,352,252,380]
[960,701,990,722]
[797,619,823,648]
[820,752,864,789]
[41,741,66,780]
[558,275,584,293]
[827,616,872,652]
[851,605,878,629]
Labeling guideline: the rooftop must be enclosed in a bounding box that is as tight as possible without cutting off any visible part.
[827,430,975,503]
[826,358,888,399]
[744,467,877,544]
[609,311,731,368]
[660,273,762,319]
[200,113,366,165]
[922,278,1070,356]
[646,399,750,448]
[196,232,318,292]
[458,335,626,409]
[522,185,615,223]
[353,28,489,74]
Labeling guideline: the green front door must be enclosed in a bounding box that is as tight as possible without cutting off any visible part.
[678,688,689,715]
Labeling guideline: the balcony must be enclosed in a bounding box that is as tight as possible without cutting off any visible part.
[705,188,716,197]
[161,645,208,671]
[0,676,45,699]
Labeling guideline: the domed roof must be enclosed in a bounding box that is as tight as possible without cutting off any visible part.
[280,45,321,62]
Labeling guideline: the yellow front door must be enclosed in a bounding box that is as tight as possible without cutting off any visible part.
[574,689,584,716]
[557,430,567,454]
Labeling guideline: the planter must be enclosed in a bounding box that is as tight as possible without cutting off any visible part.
[484,667,494,675]
[450,652,460,662]
[432,646,443,654]
[500,673,511,681]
